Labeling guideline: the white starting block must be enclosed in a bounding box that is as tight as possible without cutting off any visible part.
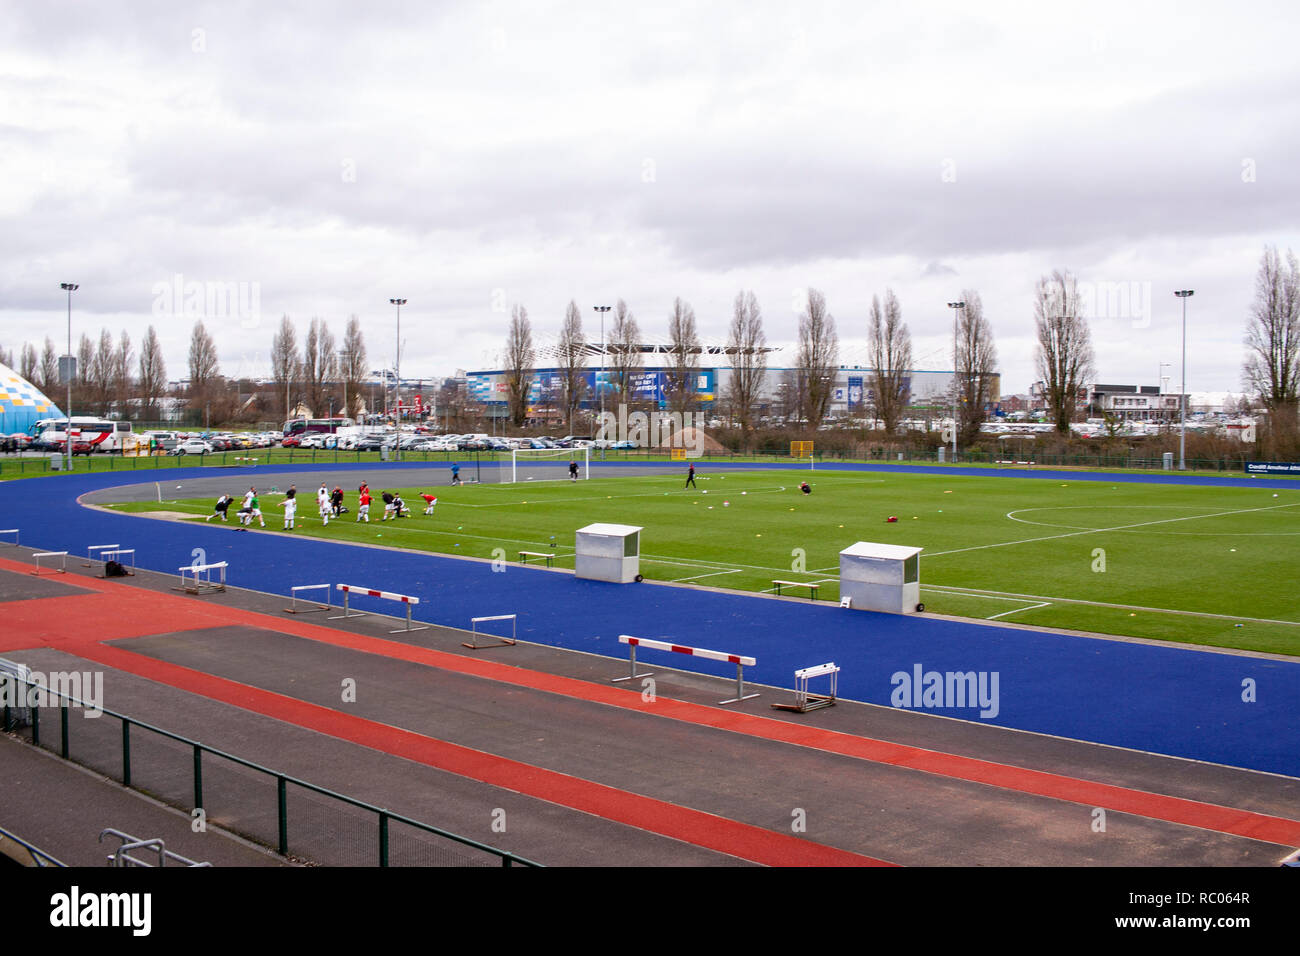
[100,549,136,577]
[0,529,19,547]
[31,551,68,576]
[462,614,518,650]
[283,584,331,614]
[176,561,228,594]
[771,662,840,713]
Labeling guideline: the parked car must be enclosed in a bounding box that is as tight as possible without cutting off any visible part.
[173,439,214,456]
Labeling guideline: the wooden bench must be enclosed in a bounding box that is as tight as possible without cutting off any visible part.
[519,551,554,568]
[772,580,819,599]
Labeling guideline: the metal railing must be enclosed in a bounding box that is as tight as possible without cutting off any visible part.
[1,675,539,867]
[0,823,66,867]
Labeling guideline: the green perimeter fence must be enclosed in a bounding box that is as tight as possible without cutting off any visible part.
[1,676,540,867]
[0,446,1277,478]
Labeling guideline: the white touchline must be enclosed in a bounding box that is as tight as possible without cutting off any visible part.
[986,602,1052,621]
[922,584,1300,627]
[926,501,1300,557]
[669,569,744,583]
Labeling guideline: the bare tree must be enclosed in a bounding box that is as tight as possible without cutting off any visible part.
[40,338,58,395]
[665,297,701,413]
[187,321,220,417]
[302,318,338,417]
[726,290,767,436]
[1243,246,1300,439]
[112,330,133,418]
[1034,271,1094,434]
[271,316,300,422]
[868,289,912,436]
[556,301,587,433]
[607,299,642,412]
[138,325,167,421]
[796,288,838,427]
[954,290,998,445]
[90,329,115,416]
[75,333,93,411]
[339,315,367,420]
[20,342,38,385]
[0,346,11,369]
[503,304,535,427]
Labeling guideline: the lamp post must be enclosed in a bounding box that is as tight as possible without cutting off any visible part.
[946,301,965,463]
[594,305,611,423]
[60,283,78,472]
[1174,290,1193,470]
[390,298,406,460]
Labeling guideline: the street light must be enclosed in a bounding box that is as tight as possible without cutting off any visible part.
[947,301,965,463]
[390,298,406,461]
[1174,290,1193,470]
[594,305,611,422]
[60,283,78,472]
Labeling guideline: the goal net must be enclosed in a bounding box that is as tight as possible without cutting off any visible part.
[505,446,590,483]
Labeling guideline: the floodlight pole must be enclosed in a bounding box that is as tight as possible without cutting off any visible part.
[1158,362,1171,424]
[946,301,965,463]
[390,298,406,460]
[1174,290,1193,470]
[60,283,78,472]
[594,305,611,423]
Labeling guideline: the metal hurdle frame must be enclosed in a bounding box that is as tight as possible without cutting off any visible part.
[99,549,136,577]
[462,614,517,650]
[83,543,120,568]
[283,584,331,614]
[330,584,429,633]
[1,529,20,547]
[771,662,840,713]
[31,551,68,576]
[615,635,759,705]
[175,561,228,594]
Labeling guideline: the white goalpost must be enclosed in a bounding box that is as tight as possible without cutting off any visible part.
[508,446,590,483]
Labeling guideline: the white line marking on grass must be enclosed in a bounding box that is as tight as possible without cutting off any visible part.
[986,602,1052,621]
[669,569,744,583]
[925,501,1300,557]
[922,584,1300,627]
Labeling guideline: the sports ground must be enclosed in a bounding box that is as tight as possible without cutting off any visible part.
[1,459,1297,866]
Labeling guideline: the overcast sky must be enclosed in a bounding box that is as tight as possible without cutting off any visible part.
[3,0,1298,395]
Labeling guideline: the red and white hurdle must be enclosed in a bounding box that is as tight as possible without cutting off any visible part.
[329,584,429,633]
[615,635,759,705]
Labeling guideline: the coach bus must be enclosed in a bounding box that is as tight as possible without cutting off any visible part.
[29,417,137,453]
[282,417,356,439]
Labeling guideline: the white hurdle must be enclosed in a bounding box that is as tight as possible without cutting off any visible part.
[462,614,517,650]
[771,662,840,714]
[31,551,68,576]
[0,529,19,547]
[329,584,429,633]
[615,635,759,705]
[83,543,120,568]
[176,561,228,594]
[99,549,136,577]
[283,584,331,614]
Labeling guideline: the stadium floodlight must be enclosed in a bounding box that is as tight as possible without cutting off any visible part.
[947,301,965,463]
[1174,290,1193,470]
[390,298,406,460]
[60,283,79,473]
[594,306,612,420]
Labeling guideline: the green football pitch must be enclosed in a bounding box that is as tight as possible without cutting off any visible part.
[109,469,1300,656]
